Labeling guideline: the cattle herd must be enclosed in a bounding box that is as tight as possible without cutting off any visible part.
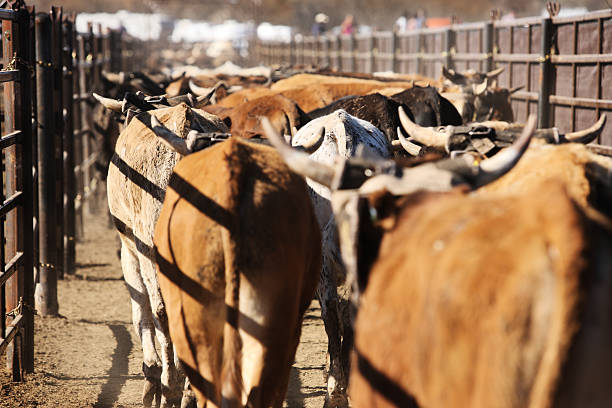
[92,62,611,408]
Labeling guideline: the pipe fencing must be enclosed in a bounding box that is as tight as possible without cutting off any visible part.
[1,2,147,381]
[257,9,612,147]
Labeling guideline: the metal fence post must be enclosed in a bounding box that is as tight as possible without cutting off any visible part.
[34,12,58,317]
[73,34,84,240]
[391,30,398,73]
[62,14,75,276]
[538,17,554,129]
[18,5,35,374]
[416,31,423,75]
[50,6,64,281]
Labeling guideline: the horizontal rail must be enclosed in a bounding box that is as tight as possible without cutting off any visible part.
[453,52,488,61]
[551,54,612,64]
[0,314,24,357]
[0,191,23,218]
[0,70,20,83]
[549,95,612,110]
[586,144,612,157]
[0,252,24,287]
[0,130,23,149]
[511,91,539,101]
[494,53,540,63]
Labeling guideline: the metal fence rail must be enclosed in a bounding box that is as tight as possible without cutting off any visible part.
[0,5,35,380]
[0,2,147,381]
[258,8,612,146]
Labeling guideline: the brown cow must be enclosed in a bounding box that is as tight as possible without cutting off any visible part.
[153,137,321,407]
[204,94,311,138]
[349,179,612,408]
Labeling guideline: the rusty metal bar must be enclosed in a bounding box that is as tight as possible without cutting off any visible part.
[73,33,83,240]
[35,12,58,317]
[0,253,24,288]
[0,70,19,82]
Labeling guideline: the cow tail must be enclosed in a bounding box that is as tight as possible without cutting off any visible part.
[221,144,244,408]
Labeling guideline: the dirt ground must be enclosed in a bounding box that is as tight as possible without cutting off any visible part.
[0,205,328,407]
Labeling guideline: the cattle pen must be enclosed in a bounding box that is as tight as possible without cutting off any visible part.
[257,8,612,148]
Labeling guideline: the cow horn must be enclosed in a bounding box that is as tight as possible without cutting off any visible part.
[262,117,335,187]
[486,67,504,78]
[509,85,524,94]
[398,106,448,148]
[563,115,606,144]
[442,66,465,84]
[475,114,535,185]
[102,71,126,85]
[93,93,124,113]
[295,126,325,154]
[188,79,214,97]
[396,126,422,156]
[150,114,191,156]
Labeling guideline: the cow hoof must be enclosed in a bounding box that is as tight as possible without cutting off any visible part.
[180,389,197,408]
[143,363,162,408]
[143,377,161,408]
[324,392,349,408]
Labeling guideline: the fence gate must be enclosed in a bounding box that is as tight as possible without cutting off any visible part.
[0,4,35,379]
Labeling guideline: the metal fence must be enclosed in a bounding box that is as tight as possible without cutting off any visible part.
[1,2,146,381]
[257,9,612,146]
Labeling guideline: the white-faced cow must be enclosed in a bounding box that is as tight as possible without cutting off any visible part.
[107,103,228,407]
[264,109,392,408]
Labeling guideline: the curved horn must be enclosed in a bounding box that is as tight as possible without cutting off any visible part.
[93,93,124,113]
[398,106,449,148]
[262,117,335,187]
[475,114,536,186]
[188,79,214,97]
[442,66,466,84]
[150,115,191,156]
[396,126,422,156]
[509,85,524,94]
[486,67,504,78]
[295,126,325,154]
[563,115,606,144]
[102,71,126,85]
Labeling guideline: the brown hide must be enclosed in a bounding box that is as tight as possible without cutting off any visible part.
[154,138,321,407]
[350,181,612,407]
[215,94,309,138]
[479,144,612,214]
[216,88,276,108]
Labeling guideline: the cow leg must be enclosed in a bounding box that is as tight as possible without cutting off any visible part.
[316,255,348,408]
[120,241,162,408]
[138,254,184,408]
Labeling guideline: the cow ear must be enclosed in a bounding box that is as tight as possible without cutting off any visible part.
[223,116,232,129]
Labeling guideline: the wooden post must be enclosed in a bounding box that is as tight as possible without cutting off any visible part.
[35,12,58,317]
[62,14,76,276]
[538,17,554,129]
[416,31,423,75]
[444,27,455,70]
[391,30,398,73]
[484,22,494,72]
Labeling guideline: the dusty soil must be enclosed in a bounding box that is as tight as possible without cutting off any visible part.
[0,205,328,407]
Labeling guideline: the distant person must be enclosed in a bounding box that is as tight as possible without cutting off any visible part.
[415,8,426,29]
[407,12,418,30]
[395,10,409,32]
[341,14,354,35]
[311,12,329,35]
